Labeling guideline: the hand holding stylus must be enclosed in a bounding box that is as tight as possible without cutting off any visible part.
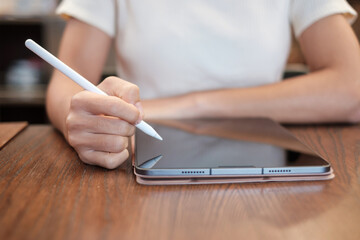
[25,39,162,169]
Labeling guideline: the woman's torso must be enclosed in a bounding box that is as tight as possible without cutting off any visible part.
[114,0,292,99]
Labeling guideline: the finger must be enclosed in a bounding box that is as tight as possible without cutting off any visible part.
[71,91,140,124]
[68,114,136,136]
[87,115,137,136]
[79,149,130,169]
[68,132,129,153]
[135,102,144,122]
[98,76,140,105]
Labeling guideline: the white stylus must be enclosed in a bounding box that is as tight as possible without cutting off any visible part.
[25,39,163,141]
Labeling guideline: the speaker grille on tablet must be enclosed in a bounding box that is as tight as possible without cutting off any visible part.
[269,169,291,173]
[181,171,205,174]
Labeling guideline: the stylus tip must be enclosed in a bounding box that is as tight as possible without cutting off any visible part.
[154,133,163,141]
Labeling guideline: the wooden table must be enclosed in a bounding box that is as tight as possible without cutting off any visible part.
[0,123,359,240]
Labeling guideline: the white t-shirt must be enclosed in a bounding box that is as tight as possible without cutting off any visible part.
[57,0,357,100]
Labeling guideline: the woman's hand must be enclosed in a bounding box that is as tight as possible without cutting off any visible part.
[65,77,143,169]
[46,19,142,169]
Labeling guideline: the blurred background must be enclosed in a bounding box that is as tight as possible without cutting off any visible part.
[0,0,359,124]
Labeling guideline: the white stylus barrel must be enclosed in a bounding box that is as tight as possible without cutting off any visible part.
[25,39,162,141]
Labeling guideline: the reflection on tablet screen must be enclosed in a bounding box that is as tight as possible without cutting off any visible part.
[134,119,330,176]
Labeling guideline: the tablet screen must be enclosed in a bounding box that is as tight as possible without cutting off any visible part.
[133,119,330,176]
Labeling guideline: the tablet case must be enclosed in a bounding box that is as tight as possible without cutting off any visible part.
[135,168,334,185]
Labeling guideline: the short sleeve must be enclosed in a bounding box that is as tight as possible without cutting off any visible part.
[290,0,358,38]
[56,0,115,37]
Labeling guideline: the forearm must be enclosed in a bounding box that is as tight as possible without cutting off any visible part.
[143,67,360,123]
[195,68,360,123]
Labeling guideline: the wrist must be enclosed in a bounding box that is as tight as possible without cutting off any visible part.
[142,93,200,119]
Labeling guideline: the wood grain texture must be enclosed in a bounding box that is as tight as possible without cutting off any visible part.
[0,124,359,240]
[0,122,28,149]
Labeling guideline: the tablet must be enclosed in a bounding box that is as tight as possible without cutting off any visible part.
[132,118,333,185]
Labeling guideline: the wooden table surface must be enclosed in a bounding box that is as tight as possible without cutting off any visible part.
[0,123,359,240]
